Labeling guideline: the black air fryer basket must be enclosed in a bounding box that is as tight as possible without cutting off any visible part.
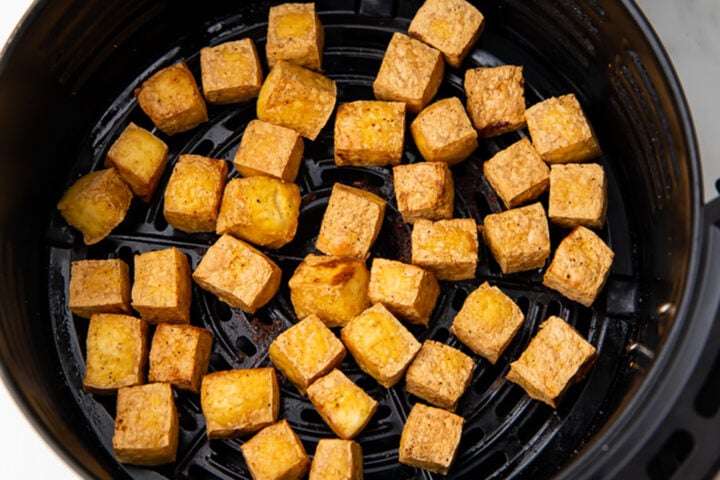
[0,0,719,479]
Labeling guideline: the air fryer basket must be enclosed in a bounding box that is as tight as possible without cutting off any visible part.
[0,0,718,479]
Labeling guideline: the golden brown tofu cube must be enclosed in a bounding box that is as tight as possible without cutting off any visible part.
[316,183,386,259]
[525,93,602,163]
[131,247,192,324]
[135,61,208,136]
[200,368,280,439]
[112,383,178,466]
[367,258,440,326]
[192,234,282,313]
[148,324,213,393]
[83,313,148,394]
[257,60,337,140]
[309,439,363,480]
[393,161,454,224]
[482,202,551,274]
[548,163,607,229]
[105,122,169,202]
[334,100,406,167]
[398,403,463,475]
[266,2,324,72]
[506,315,598,408]
[241,419,310,480]
[341,303,421,388]
[56,168,133,245]
[233,119,304,182]
[543,226,614,307]
[268,314,346,395]
[163,154,228,233]
[465,65,526,137]
[68,258,131,319]
[483,137,550,209]
[410,96,478,165]
[411,218,479,281]
[450,282,524,364]
[200,38,263,104]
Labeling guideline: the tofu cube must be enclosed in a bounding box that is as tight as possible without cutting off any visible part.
[506,315,598,407]
[334,100,406,167]
[105,122,169,202]
[266,2,324,72]
[68,258,131,319]
[268,314,346,395]
[543,226,614,307]
[233,119,304,182]
[288,254,370,328]
[367,258,440,326]
[112,383,179,466]
[306,369,378,439]
[316,183,386,259]
[398,403,463,475]
[450,282,525,364]
[56,168,133,245]
[200,368,280,439]
[393,161,454,224]
[131,247,192,324]
[309,439,363,480]
[482,202,551,274]
[163,154,228,233]
[483,137,550,209]
[83,313,148,394]
[525,93,602,163]
[548,163,607,229]
[134,61,208,136]
[148,324,213,393]
[411,218,479,281]
[257,60,337,140]
[241,419,310,480]
[373,32,445,113]
[215,176,301,249]
[340,303,421,388]
[410,96,478,165]
[465,65,526,137]
[192,234,282,313]
[200,38,263,104]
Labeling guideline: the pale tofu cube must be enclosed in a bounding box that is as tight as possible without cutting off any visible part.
[309,439,363,480]
[393,161,454,224]
[266,2,324,71]
[465,65,526,137]
[241,419,310,480]
[131,247,192,324]
[233,119,304,182]
[411,218,479,281]
[148,324,213,393]
[548,163,607,229]
[200,38,263,104]
[506,315,598,407]
[68,258,131,319]
[398,403,463,475]
[410,96,478,165]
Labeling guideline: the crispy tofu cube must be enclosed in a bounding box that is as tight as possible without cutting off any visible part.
[373,32,445,113]
[131,247,192,324]
[316,183,386,259]
[309,439,363,480]
[104,122,169,202]
[450,282,525,364]
[506,315,598,407]
[482,202,551,274]
[266,2,324,72]
[200,38,263,104]
[83,313,148,394]
[525,93,602,163]
[341,303,421,388]
[543,226,614,307]
[216,176,301,249]
[367,258,440,326]
[393,161,454,224]
[112,383,178,466]
[56,168,133,245]
[233,119,304,182]
[411,218,479,281]
[163,154,228,233]
[200,368,280,439]
[465,65,526,137]
[148,324,213,393]
[241,419,310,480]
[68,258,131,319]
[268,314,346,395]
[398,403,463,475]
[483,137,550,209]
[257,60,337,140]
[192,234,282,313]
[410,96,478,165]
[333,100,406,167]
[288,254,370,328]
[548,163,607,229]
[135,61,208,136]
